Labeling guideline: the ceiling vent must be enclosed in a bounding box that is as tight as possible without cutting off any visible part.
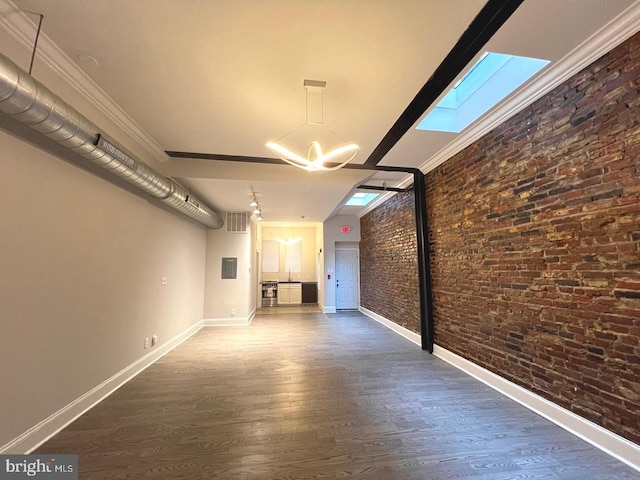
[226,212,248,233]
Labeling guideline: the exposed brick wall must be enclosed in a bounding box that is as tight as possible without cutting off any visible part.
[360,33,640,444]
[360,191,420,333]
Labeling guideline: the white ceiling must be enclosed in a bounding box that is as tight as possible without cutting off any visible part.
[3,0,638,222]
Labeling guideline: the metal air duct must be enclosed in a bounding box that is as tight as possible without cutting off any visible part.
[0,52,223,229]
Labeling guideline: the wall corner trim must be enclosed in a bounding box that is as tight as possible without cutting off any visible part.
[203,309,255,327]
[0,0,168,162]
[432,346,640,473]
[358,307,640,472]
[0,320,204,455]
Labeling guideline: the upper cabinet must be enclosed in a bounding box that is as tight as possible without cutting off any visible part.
[285,241,302,273]
[262,240,280,272]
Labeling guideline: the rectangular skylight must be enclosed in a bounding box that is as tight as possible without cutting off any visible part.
[416,52,550,133]
[346,192,379,206]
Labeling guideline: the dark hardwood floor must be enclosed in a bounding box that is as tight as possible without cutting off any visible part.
[36,310,639,479]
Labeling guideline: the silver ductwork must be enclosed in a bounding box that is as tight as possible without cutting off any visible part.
[0,52,223,229]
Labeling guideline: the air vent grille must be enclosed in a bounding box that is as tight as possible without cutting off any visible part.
[225,212,248,233]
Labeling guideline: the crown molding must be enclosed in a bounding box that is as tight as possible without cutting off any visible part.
[417,0,640,175]
[0,0,168,162]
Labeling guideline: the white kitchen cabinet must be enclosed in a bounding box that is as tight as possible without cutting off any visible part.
[289,284,302,304]
[278,283,302,305]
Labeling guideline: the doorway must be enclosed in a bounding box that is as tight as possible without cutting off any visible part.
[335,249,359,310]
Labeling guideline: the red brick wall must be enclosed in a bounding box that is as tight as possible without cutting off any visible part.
[360,191,420,333]
[360,33,640,443]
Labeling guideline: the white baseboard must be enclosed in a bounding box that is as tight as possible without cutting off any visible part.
[359,306,421,346]
[323,305,336,314]
[203,308,255,327]
[358,308,640,472]
[3,306,260,454]
[433,345,640,472]
[0,320,204,454]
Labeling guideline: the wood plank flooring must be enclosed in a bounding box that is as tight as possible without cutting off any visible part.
[36,310,639,479]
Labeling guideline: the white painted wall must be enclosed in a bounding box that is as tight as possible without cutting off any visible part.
[0,30,211,450]
[322,215,361,311]
[203,222,252,319]
[0,130,207,449]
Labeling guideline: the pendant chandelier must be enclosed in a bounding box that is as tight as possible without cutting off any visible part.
[266,80,359,171]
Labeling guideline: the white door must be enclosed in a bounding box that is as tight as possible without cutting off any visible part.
[336,249,359,309]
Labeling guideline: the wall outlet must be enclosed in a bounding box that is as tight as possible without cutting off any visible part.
[161,276,168,286]
[230,308,236,317]
[151,334,158,347]
[144,337,150,349]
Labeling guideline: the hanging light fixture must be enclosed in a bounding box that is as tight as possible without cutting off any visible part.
[249,186,259,207]
[249,187,264,222]
[249,187,262,219]
[266,80,359,171]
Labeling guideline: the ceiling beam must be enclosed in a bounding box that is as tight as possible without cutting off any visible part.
[166,151,284,165]
[165,150,422,174]
[356,184,411,193]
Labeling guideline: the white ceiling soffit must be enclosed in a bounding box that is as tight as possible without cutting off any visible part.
[175,176,368,224]
[169,159,372,223]
[0,0,168,162]
[358,0,640,218]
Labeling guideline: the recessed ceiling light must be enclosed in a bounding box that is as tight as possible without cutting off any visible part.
[77,54,98,66]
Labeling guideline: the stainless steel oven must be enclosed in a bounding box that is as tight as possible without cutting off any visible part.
[261,281,278,307]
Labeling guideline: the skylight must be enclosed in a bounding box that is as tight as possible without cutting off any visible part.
[416,52,550,133]
[346,192,379,206]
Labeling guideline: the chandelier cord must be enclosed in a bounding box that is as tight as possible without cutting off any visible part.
[29,14,44,75]
[266,79,359,171]
[271,122,305,144]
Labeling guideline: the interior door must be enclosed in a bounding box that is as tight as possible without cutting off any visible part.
[335,249,358,309]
